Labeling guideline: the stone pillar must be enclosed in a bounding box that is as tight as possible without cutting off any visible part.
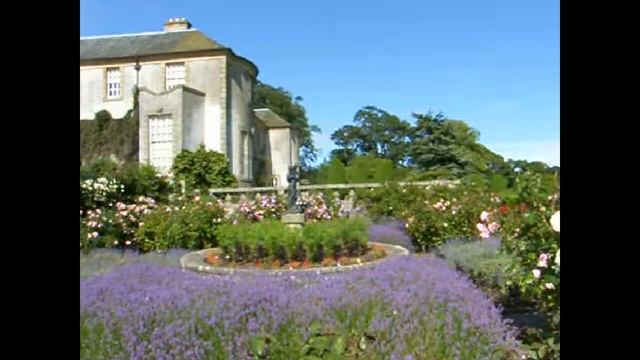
[282,213,305,229]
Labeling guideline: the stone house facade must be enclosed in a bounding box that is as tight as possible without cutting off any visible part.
[80,18,299,186]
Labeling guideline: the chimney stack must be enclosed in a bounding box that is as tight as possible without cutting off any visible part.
[164,18,192,32]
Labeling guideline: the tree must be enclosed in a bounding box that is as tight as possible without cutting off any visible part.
[325,157,347,184]
[373,159,397,183]
[172,145,236,191]
[346,155,377,183]
[409,112,465,175]
[331,106,412,166]
[409,113,511,178]
[252,81,320,171]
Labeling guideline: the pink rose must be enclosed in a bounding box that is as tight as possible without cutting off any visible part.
[476,223,490,238]
[480,211,490,222]
[532,269,541,279]
[537,253,549,268]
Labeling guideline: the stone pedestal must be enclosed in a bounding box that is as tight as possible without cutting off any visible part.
[282,213,305,229]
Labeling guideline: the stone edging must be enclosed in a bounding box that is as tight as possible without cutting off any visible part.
[180,242,409,275]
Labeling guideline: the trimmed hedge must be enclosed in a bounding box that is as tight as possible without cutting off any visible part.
[215,218,370,263]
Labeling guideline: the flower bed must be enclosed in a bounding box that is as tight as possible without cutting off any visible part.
[202,243,387,270]
[215,218,371,264]
[80,253,521,359]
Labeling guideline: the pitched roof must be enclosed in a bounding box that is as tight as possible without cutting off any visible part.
[80,29,225,61]
[253,109,292,128]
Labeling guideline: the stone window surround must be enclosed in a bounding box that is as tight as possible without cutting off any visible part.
[103,67,123,101]
[164,61,189,91]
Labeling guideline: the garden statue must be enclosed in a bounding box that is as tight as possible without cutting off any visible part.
[286,164,302,214]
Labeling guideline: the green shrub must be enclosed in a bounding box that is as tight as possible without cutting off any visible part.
[494,172,560,359]
[172,145,236,192]
[80,208,122,250]
[80,196,158,251]
[215,218,370,263]
[488,174,509,193]
[216,221,304,262]
[117,164,171,202]
[325,157,347,184]
[497,172,559,313]
[135,200,225,252]
[80,158,119,180]
[345,156,370,183]
[437,238,516,291]
[80,159,171,207]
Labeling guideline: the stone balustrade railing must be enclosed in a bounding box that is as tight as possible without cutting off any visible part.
[205,180,460,196]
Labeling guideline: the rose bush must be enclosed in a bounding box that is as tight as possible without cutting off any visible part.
[494,173,559,359]
[80,177,125,210]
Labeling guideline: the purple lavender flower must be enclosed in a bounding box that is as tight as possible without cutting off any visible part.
[81,250,520,359]
[369,221,416,253]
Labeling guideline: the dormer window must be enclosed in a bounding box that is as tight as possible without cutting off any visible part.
[165,62,186,90]
[106,67,122,99]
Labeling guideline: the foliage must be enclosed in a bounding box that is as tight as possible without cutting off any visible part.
[117,163,171,203]
[252,81,320,171]
[235,194,287,222]
[301,193,335,221]
[313,155,411,184]
[324,106,561,185]
[359,183,494,251]
[330,106,412,165]
[326,106,513,180]
[80,177,125,211]
[171,144,236,192]
[216,221,304,263]
[135,197,226,252]
[493,171,560,359]
[81,159,171,205]
[488,173,509,193]
[323,158,348,184]
[80,158,119,180]
[225,192,359,223]
[215,218,370,263]
[437,238,516,291]
[409,113,506,176]
[80,255,521,359]
[346,156,383,183]
[80,208,121,250]
[80,197,158,251]
[80,109,139,165]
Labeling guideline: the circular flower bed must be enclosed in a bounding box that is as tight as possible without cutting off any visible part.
[180,241,409,274]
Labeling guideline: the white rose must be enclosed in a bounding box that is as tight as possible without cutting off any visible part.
[532,269,541,279]
[550,211,560,232]
[544,283,556,290]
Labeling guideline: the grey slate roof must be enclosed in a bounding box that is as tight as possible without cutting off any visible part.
[80,30,225,61]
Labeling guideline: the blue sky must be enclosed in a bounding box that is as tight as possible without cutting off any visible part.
[81,0,559,166]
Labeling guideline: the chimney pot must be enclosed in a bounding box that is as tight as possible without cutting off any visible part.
[164,17,191,32]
